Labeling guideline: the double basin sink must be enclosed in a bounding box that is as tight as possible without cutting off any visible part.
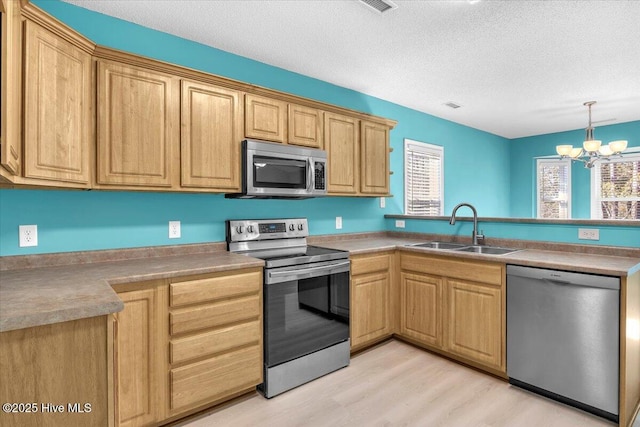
[408,241,519,255]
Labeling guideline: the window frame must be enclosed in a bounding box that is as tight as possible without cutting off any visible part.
[404,139,444,216]
[590,151,640,220]
[536,158,572,219]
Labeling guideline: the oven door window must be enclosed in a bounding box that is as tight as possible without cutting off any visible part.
[264,271,349,367]
[253,156,307,189]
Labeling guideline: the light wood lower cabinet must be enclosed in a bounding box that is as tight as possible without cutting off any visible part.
[398,251,506,374]
[0,316,109,427]
[111,268,262,426]
[350,252,394,351]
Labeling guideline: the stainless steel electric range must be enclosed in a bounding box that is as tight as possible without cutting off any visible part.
[226,218,350,398]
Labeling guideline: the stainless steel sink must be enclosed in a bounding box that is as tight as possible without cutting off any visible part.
[454,245,519,255]
[409,241,467,250]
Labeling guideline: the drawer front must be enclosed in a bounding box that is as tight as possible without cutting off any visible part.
[170,344,262,411]
[351,253,391,276]
[170,294,260,335]
[400,253,503,286]
[170,320,261,365]
[170,270,261,307]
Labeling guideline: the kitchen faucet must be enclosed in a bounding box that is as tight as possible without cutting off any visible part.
[449,203,485,246]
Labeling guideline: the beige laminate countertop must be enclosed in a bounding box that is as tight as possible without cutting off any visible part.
[0,251,264,333]
[315,238,640,277]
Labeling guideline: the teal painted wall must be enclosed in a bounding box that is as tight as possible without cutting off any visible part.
[509,121,640,218]
[0,0,510,256]
[385,217,640,248]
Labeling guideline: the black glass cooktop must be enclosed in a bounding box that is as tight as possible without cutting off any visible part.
[241,245,348,268]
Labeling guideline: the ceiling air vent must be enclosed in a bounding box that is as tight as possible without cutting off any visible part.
[444,102,462,109]
[359,0,398,14]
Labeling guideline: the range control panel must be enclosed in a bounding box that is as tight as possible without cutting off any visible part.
[227,218,309,242]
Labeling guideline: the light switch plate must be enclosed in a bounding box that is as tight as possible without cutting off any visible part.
[169,221,181,239]
[19,225,38,247]
[379,197,386,208]
[578,228,599,240]
[335,216,342,230]
[395,220,405,228]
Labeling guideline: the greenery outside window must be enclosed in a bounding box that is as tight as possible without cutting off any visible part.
[404,139,443,215]
[591,152,640,220]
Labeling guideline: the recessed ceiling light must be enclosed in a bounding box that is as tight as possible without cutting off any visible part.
[359,0,398,14]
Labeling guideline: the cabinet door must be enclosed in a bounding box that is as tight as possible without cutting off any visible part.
[181,80,242,190]
[288,104,323,148]
[97,60,178,187]
[115,288,160,427]
[0,0,22,176]
[324,112,359,194]
[23,21,92,184]
[399,272,443,348]
[244,94,286,143]
[445,279,502,370]
[351,271,391,348]
[360,121,389,195]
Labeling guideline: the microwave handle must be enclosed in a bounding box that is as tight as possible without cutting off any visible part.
[307,158,314,192]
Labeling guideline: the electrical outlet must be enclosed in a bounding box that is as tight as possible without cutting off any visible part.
[19,225,38,247]
[169,221,181,239]
[395,220,405,228]
[379,197,386,208]
[578,228,599,241]
[335,216,342,230]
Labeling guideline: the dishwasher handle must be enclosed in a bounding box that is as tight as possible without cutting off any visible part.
[507,265,619,291]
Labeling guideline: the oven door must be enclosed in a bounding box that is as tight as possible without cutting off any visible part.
[264,260,350,368]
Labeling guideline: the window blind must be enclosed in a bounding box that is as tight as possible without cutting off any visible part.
[592,153,640,220]
[537,159,571,219]
[404,140,443,215]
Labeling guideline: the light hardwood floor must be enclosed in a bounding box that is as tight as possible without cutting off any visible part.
[173,340,622,427]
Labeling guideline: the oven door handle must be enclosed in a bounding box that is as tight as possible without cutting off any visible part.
[266,260,350,284]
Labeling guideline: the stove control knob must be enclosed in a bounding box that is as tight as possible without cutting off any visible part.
[298,224,304,231]
[247,225,254,233]
[235,225,244,234]
[289,224,295,231]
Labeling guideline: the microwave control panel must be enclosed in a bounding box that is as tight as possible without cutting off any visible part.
[314,162,325,190]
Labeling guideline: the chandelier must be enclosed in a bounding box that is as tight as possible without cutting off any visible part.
[555,101,628,168]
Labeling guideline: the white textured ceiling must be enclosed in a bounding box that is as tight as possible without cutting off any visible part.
[62,0,640,139]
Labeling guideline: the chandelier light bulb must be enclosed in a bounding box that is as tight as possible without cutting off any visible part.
[556,145,573,156]
[609,140,628,153]
[583,139,602,153]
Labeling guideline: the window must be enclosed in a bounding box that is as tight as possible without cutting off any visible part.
[404,139,443,215]
[536,159,571,219]
[591,153,640,220]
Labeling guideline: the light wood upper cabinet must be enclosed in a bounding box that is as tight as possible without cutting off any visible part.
[400,272,443,348]
[23,20,92,185]
[0,0,22,177]
[360,121,389,194]
[244,94,287,143]
[114,286,163,427]
[350,253,393,350]
[324,112,359,194]
[288,103,323,148]
[97,60,179,188]
[445,279,502,370]
[181,80,242,190]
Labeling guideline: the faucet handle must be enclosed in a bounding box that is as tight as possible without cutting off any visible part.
[477,229,486,245]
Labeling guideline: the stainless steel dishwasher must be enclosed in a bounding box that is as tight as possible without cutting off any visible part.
[506,265,620,422]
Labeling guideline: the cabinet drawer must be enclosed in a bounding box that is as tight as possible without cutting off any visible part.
[170,320,261,365]
[400,253,503,286]
[170,270,261,307]
[170,344,262,411]
[351,253,391,276]
[170,294,260,335]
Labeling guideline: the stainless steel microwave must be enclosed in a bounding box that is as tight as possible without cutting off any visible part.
[228,139,327,199]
